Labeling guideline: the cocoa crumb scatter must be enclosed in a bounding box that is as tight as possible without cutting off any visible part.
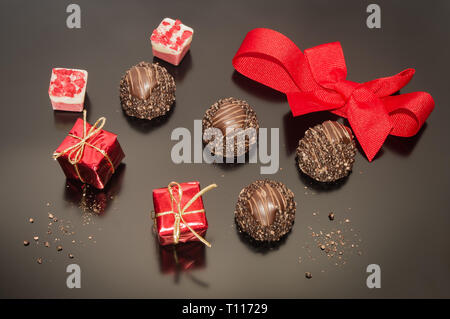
[300,210,363,268]
[25,200,104,264]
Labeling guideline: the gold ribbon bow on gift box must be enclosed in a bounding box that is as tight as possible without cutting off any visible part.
[154,182,217,248]
[52,110,115,183]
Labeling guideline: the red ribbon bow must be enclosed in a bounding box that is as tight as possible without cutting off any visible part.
[232,28,434,161]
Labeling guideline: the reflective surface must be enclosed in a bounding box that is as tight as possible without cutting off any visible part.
[0,0,449,298]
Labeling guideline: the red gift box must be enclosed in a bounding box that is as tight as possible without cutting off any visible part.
[159,242,206,274]
[152,181,217,247]
[53,111,125,189]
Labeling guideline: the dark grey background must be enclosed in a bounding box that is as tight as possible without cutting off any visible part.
[1,0,449,298]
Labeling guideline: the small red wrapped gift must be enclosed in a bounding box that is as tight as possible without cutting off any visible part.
[53,110,125,189]
[152,181,217,247]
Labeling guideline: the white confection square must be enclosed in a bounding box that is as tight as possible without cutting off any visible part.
[151,18,194,55]
[49,68,88,104]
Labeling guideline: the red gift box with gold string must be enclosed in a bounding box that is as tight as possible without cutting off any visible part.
[53,111,125,189]
[152,181,217,247]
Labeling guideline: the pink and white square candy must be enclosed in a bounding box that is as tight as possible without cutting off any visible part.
[48,68,88,112]
[151,18,194,66]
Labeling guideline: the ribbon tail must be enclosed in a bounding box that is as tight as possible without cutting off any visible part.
[362,69,415,98]
[172,183,217,248]
[182,184,218,213]
[346,90,392,162]
[179,216,212,248]
[181,183,217,248]
[382,92,435,137]
[173,216,181,244]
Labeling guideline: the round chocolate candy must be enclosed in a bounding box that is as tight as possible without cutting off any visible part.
[202,97,259,158]
[120,62,175,120]
[296,120,356,182]
[235,180,296,242]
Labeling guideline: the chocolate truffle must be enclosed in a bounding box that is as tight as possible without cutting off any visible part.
[296,120,356,182]
[202,97,259,158]
[235,180,296,242]
[120,62,175,120]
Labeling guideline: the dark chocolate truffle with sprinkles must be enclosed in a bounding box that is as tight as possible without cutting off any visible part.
[296,120,356,182]
[235,180,296,242]
[202,97,259,158]
[120,62,175,120]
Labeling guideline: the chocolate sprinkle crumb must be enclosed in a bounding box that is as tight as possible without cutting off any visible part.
[305,272,312,279]
[328,212,335,221]
[302,210,363,267]
[25,199,104,264]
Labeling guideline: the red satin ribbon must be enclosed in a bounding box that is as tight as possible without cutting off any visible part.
[232,28,434,161]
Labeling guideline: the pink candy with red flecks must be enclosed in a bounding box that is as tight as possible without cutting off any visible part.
[48,68,88,112]
[151,18,194,66]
